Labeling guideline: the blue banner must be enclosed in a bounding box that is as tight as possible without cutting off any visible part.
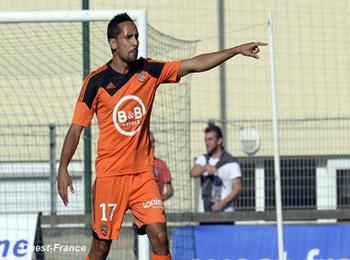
[172,224,350,260]
[0,214,37,260]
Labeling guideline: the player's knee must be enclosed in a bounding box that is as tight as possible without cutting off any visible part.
[94,241,111,255]
[148,225,164,236]
[150,229,168,247]
[146,223,168,250]
[156,230,168,243]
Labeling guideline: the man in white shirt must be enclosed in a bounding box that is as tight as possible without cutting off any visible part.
[191,123,242,212]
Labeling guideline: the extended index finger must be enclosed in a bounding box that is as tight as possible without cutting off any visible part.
[255,42,268,46]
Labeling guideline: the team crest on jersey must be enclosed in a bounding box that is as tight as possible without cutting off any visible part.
[136,72,146,82]
[100,224,108,236]
[112,95,147,136]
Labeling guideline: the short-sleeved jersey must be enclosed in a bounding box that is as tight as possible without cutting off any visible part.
[72,58,181,177]
[153,157,172,193]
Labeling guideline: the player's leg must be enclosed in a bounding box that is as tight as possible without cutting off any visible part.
[86,236,112,260]
[87,176,130,259]
[145,222,170,257]
[129,171,171,260]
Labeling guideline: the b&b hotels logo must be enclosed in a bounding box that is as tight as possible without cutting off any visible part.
[112,95,146,136]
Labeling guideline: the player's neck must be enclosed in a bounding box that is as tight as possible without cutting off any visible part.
[110,56,131,75]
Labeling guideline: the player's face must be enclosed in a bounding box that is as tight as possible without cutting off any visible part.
[205,132,223,155]
[111,21,139,63]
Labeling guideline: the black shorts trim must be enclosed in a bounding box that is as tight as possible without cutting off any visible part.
[92,230,112,241]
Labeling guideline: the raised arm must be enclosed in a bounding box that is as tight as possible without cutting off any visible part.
[57,124,84,206]
[178,42,267,78]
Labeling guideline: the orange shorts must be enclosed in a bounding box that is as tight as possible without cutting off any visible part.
[91,170,166,240]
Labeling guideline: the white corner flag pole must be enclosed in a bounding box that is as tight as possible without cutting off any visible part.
[138,233,150,260]
[138,9,150,259]
[268,13,285,260]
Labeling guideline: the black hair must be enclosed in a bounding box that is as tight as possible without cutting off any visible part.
[204,122,223,139]
[107,12,134,40]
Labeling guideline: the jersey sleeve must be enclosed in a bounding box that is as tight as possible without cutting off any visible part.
[157,60,182,84]
[71,74,99,127]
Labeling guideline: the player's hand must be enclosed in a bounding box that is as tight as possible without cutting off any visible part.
[235,42,268,59]
[57,167,75,206]
[211,199,225,212]
[205,165,217,175]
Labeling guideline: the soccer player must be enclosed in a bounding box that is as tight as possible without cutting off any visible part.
[57,12,266,260]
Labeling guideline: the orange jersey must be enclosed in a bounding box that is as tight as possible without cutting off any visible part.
[72,58,181,177]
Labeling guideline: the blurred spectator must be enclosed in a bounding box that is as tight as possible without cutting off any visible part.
[191,123,242,212]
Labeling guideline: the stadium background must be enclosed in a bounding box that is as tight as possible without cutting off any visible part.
[0,0,349,259]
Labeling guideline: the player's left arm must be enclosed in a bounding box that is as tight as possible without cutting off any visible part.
[211,177,242,212]
[178,42,267,78]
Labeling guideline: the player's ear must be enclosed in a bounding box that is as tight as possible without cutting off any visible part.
[109,38,117,52]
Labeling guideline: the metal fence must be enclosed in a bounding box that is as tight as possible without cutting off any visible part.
[1,122,349,217]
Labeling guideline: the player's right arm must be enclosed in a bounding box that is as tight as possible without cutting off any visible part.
[57,67,101,206]
[57,66,101,206]
[57,124,83,206]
